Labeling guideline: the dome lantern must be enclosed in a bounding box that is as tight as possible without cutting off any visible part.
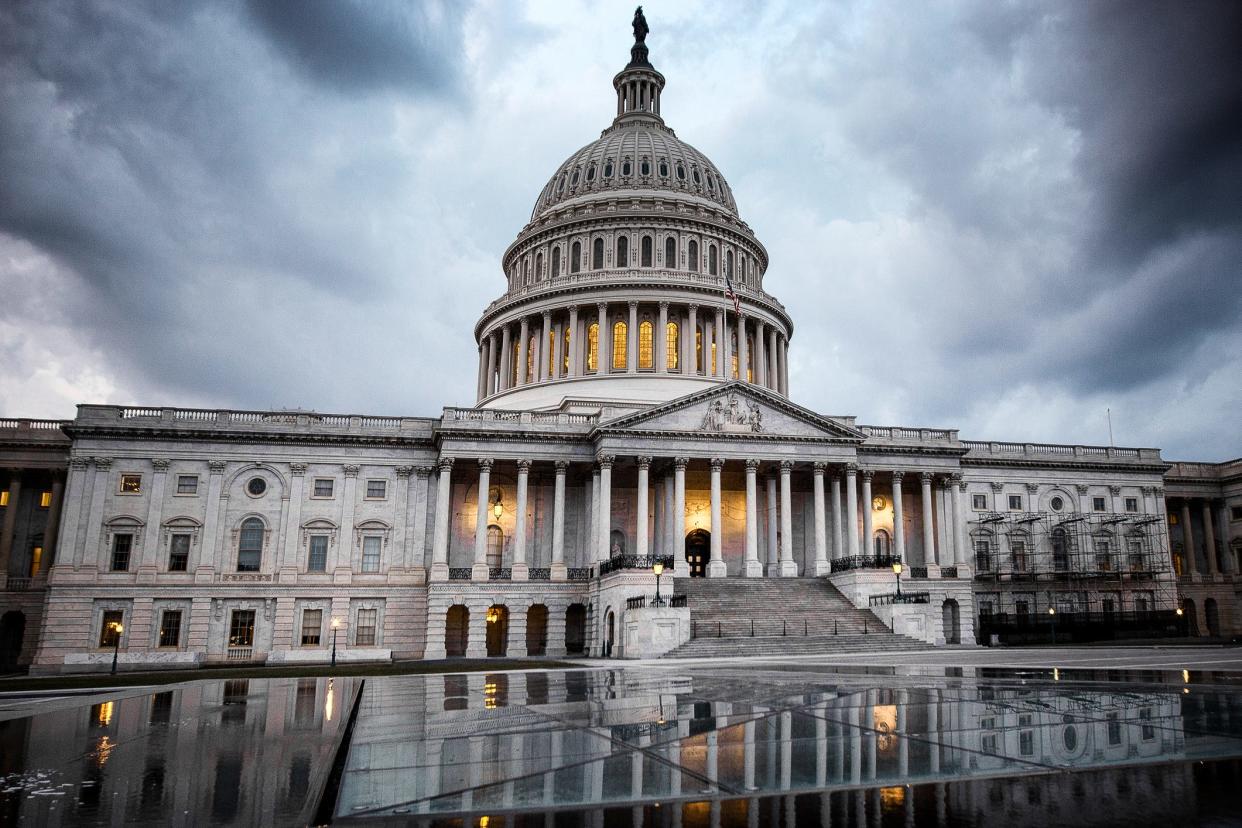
[613,6,665,126]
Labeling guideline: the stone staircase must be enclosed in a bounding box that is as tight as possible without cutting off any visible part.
[663,577,930,658]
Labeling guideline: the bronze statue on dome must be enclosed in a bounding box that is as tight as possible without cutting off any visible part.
[632,7,649,45]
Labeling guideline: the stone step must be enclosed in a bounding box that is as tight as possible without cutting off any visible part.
[663,632,930,659]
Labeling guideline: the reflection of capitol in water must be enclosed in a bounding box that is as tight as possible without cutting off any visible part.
[0,669,1238,825]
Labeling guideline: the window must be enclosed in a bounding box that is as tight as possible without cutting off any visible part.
[616,235,628,267]
[692,167,701,184]
[300,609,322,646]
[547,328,556,377]
[1015,599,1030,618]
[307,535,328,572]
[592,238,604,270]
[612,321,627,370]
[1008,495,1022,511]
[666,322,679,370]
[535,251,543,281]
[1128,539,1145,571]
[176,475,198,495]
[641,236,653,267]
[99,611,124,647]
[119,474,142,494]
[638,320,654,369]
[237,518,263,572]
[1094,538,1112,571]
[695,329,703,372]
[1134,592,1152,613]
[39,491,51,508]
[676,163,686,180]
[0,491,6,506]
[355,609,378,646]
[639,159,650,176]
[731,332,739,378]
[688,239,699,272]
[571,241,581,273]
[1125,497,1138,513]
[708,245,718,275]
[29,546,42,577]
[246,477,267,497]
[228,610,255,647]
[1052,528,1068,571]
[658,160,668,177]
[168,534,190,571]
[1093,496,1106,512]
[981,733,998,755]
[1050,495,1064,512]
[111,533,133,571]
[604,161,613,178]
[1139,708,1154,740]
[551,246,561,278]
[158,611,182,648]
[562,326,571,373]
[972,494,987,510]
[486,525,503,568]
[1011,540,1028,572]
[361,536,381,573]
[366,479,386,499]
[1232,506,1242,521]
[665,236,676,268]
[586,322,599,372]
[313,478,334,498]
[1019,730,1034,756]
[726,249,734,278]
[570,168,579,186]
[975,539,992,572]
[586,163,596,182]
[622,159,632,176]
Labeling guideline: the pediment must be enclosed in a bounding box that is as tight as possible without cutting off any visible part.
[594,382,864,442]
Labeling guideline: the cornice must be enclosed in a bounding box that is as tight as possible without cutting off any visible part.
[961,455,1172,475]
[64,424,438,450]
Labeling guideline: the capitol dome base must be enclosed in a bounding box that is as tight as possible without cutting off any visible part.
[479,375,728,412]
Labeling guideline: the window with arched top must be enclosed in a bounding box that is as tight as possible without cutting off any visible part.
[586,163,596,182]
[604,161,614,178]
[592,238,604,270]
[616,236,628,268]
[511,339,519,385]
[873,529,890,557]
[730,331,739,378]
[612,321,627,370]
[746,335,754,381]
[695,329,703,373]
[709,245,718,275]
[586,323,599,372]
[563,327,571,373]
[551,247,561,278]
[1052,527,1069,571]
[676,163,686,180]
[527,336,537,382]
[665,237,676,269]
[641,236,653,267]
[726,249,734,279]
[486,525,503,568]
[638,320,653,369]
[546,329,556,378]
[523,258,530,284]
[571,241,581,273]
[667,322,680,370]
[688,240,699,272]
[238,518,263,572]
[535,252,543,282]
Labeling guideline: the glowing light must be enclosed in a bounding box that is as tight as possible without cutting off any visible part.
[331,617,341,629]
[879,786,906,809]
[96,701,114,726]
[325,678,335,722]
[486,607,500,624]
[1182,669,1190,684]
[94,736,115,767]
[480,817,491,828]
[1053,668,1060,682]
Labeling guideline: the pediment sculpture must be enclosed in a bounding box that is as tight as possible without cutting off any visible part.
[700,393,763,433]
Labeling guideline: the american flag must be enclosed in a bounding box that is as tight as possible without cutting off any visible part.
[724,273,741,315]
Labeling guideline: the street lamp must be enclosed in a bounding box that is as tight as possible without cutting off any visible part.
[109,622,124,675]
[331,617,342,667]
[1048,606,1057,645]
[653,560,664,606]
[892,561,903,598]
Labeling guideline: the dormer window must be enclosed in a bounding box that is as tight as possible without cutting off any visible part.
[692,168,701,185]
[557,173,566,192]
[586,163,596,182]
[604,161,614,178]
[622,160,632,176]
[639,159,650,176]
[676,163,686,180]
[658,160,669,177]
[570,168,580,186]
[707,173,716,191]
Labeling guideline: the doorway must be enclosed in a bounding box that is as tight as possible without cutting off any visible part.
[445,606,469,657]
[0,611,25,672]
[604,610,615,658]
[486,605,509,657]
[942,599,960,645]
[685,529,711,577]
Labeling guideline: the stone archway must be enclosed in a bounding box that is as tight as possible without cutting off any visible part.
[565,604,587,655]
[0,611,25,672]
[445,606,469,657]
[486,605,510,657]
[526,604,549,656]
[685,529,711,577]
[942,599,961,645]
[604,609,616,658]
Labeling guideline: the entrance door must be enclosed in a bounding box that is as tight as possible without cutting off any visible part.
[685,529,711,577]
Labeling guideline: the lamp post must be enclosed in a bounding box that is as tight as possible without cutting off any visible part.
[109,622,123,675]
[892,561,903,598]
[653,560,664,606]
[331,617,341,667]
[1176,604,1185,636]
[1048,606,1057,645]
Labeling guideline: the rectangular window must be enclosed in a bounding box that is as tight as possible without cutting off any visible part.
[40,491,52,508]
[1139,708,1154,740]
[975,540,992,572]
[1134,592,1153,613]
[1095,539,1112,571]
[0,491,7,506]
[158,610,182,648]
[355,608,377,646]
[1015,600,1030,618]
[361,536,381,573]
[981,733,998,755]
[1019,730,1034,756]
[365,479,387,499]
[300,609,322,646]
[1093,496,1106,512]
[1011,541,1028,572]
[308,535,328,572]
[176,475,199,495]
[228,610,255,647]
[111,533,133,571]
[119,473,142,494]
[312,478,334,498]
[1008,495,1022,511]
[99,610,124,647]
[1125,497,1138,513]
[1232,506,1242,521]
[1128,540,1145,571]
[168,534,190,571]
[972,494,987,510]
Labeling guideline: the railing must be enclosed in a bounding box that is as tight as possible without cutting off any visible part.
[858,425,957,442]
[489,567,512,581]
[567,568,592,581]
[598,554,676,577]
[941,567,959,579]
[625,594,688,610]
[0,419,70,431]
[448,568,472,581]
[909,566,928,580]
[869,592,931,606]
[80,405,430,431]
[960,440,1160,462]
[2,576,34,591]
[226,647,253,661]
[830,554,902,574]
[442,408,598,426]
[691,617,865,639]
[529,568,551,581]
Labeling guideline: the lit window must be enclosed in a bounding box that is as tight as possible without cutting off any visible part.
[638,320,653,369]
[29,546,43,577]
[696,329,703,372]
[665,236,676,268]
[366,480,386,499]
[547,328,556,377]
[307,536,328,572]
[228,610,255,647]
[586,323,599,372]
[176,475,198,495]
[487,525,503,568]
[0,491,7,507]
[159,611,182,648]
[168,534,190,571]
[562,327,571,373]
[526,335,536,381]
[40,491,52,508]
[972,494,987,510]
[1124,497,1138,513]
[313,478,334,498]
[362,536,381,573]
[237,518,263,572]
[617,235,629,267]
[641,236,653,267]
[1093,496,1106,512]
[612,321,627,370]
[666,322,680,370]
[119,474,142,494]
[1008,495,1022,511]
[301,609,322,646]
[99,611,124,647]
[355,608,377,646]
[746,336,754,381]
[730,332,739,378]
[111,533,133,571]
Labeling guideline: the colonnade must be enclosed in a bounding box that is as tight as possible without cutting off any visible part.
[1168,496,1234,577]
[475,300,790,401]
[0,468,65,585]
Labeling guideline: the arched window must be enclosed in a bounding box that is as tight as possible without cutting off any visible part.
[523,258,530,284]
[709,245,718,275]
[638,320,653,369]
[527,336,537,382]
[695,329,703,373]
[666,322,680,370]
[726,250,734,278]
[622,159,632,176]
[746,335,754,381]
[873,529,891,557]
[586,323,599,372]
[730,331,739,378]
[658,160,668,177]
[547,329,556,378]
[1052,528,1069,571]
[592,238,604,270]
[551,247,561,278]
[616,236,628,268]
[571,241,581,273]
[641,236,653,267]
[676,163,686,180]
[511,339,519,385]
[237,518,263,572]
[563,326,571,373]
[586,163,596,182]
[612,321,627,370]
[535,252,543,282]
[639,159,650,176]
[486,525,503,568]
[688,240,699,272]
[665,237,676,269]
[604,160,614,178]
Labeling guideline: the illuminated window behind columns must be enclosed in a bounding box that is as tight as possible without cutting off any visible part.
[638,321,653,369]
[696,330,702,373]
[511,340,519,385]
[666,322,679,370]
[29,546,43,577]
[747,335,754,381]
[0,491,8,507]
[731,332,739,378]
[711,339,717,376]
[563,327,570,373]
[612,321,627,370]
[527,335,536,382]
[547,329,556,377]
[586,323,599,372]
[40,492,52,508]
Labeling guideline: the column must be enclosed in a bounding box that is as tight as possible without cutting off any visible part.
[779,461,796,576]
[410,467,432,570]
[744,459,761,577]
[953,475,967,571]
[1180,500,1197,576]
[1203,500,1219,576]
[484,334,498,397]
[780,336,790,394]
[1217,502,1234,573]
[811,463,829,576]
[41,475,65,568]
[516,317,530,386]
[766,474,779,575]
[539,313,551,381]
[138,459,170,577]
[657,302,669,372]
[663,473,675,558]
[938,478,955,567]
[627,301,638,373]
[768,328,779,391]
[390,466,411,573]
[845,465,860,558]
[499,325,512,391]
[636,457,651,558]
[53,458,89,570]
[596,455,613,562]
[567,306,580,377]
[472,459,493,579]
[861,470,874,559]
[920,472,936,566]
[597,303,610,374]
[196,460,222,578]
[831,470,844,561]
[891,471,906,563]
[588,469,598,566]
[551,461,567,581]
[674,457,688,575]
[686,305,698,374]
[512,460,530,581]
[0,472,21,577]
[476,343,487,400]
[708,458,726,577]
[754,319,767,388]
[738,314,749,382]
[430,458,453,581]
[337,464,359,574]
[714,307,726,377]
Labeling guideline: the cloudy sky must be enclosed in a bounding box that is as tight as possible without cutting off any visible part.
[1,0,1239,460]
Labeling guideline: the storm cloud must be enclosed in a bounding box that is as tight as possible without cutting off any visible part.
[0,0,1238,460]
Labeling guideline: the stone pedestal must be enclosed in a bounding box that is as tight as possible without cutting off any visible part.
[621,606,691,658]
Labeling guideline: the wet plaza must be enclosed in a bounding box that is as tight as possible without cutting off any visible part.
[2,652,1242,825]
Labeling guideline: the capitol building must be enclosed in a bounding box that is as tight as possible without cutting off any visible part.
[0,21,1238,673]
